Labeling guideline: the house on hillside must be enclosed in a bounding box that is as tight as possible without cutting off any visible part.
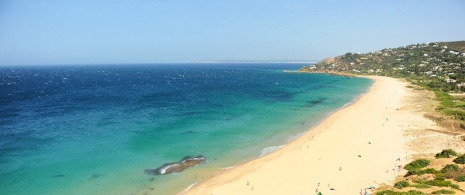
[457,82,465,87]
[445,77,457,83]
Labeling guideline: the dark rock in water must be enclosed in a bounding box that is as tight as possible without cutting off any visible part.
[144,155,205,175]
[180,130,195,135]
[305,98,326,108]
[90,173,102,179]
[52,174,65,178]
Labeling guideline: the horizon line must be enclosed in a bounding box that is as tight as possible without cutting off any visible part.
[0,60,320,67]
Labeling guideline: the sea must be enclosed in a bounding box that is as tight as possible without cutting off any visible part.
[0,63,372,194]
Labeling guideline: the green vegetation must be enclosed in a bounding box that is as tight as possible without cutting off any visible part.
[453,154,465,164]
[394,180,410,189]
[436,149,458,158]
[382,156,465,194]
[378,152,465,194]
[431,189,456,194]
[405,168,438,176]
[376,190,426,195]
[413,178,453,187]
[455,175,465,182]
[441,164,460,173]
[404,159,431,171]
[410,183,431,189]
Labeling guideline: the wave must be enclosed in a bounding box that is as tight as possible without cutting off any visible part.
[259,145,284,157]
[178,183,196,194]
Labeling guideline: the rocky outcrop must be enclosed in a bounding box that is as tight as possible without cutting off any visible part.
[144,155,205,175]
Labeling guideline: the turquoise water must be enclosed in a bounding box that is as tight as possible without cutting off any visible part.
[0,64,371,194]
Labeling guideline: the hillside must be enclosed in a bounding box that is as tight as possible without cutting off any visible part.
[300,41,465,92]
[299,41,465,124]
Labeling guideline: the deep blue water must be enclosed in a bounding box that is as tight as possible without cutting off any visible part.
[0,64,371,194]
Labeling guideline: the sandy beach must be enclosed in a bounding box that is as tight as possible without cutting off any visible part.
[184,76,441,195]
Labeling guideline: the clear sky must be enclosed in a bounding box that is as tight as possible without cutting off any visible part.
[0,0,464,65]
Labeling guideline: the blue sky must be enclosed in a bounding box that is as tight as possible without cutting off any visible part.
[0,0,464,65]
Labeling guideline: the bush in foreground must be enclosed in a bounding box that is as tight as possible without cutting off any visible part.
[404,159,431,170]
[394,180,410,189]
[436,149,458,158]
[453,154,465,164]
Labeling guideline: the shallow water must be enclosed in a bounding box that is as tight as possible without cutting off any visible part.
[0,64,371,194]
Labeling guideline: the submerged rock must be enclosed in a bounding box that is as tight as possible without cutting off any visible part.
[144,155,205,175]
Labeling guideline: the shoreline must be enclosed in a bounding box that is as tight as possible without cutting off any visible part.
[183,76,439,194]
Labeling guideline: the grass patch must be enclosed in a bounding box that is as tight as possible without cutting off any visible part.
[432,189,456,194]
[404,159,431,171]
[436,149,458,158]
[434,91,465,121]
[413,179,452,187]
[410,183,431,189]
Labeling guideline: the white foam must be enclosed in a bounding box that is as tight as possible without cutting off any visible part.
[287,132,306,141]
[159,164,177,175]
[178,183,196,194]
[259,145,284,157]
[221,166,234,170]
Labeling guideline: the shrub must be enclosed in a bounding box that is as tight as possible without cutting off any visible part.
[441,164,460,173]
[394,180,410,189]
[436,149,458,158]
[450,183,460,189]
[404,159,431,170]
[453,154,465,164]
[432,189,455,194]
[455,175,465,182]
[406,168,438,176]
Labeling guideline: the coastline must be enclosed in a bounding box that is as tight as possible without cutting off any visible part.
[183,76,439,194]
